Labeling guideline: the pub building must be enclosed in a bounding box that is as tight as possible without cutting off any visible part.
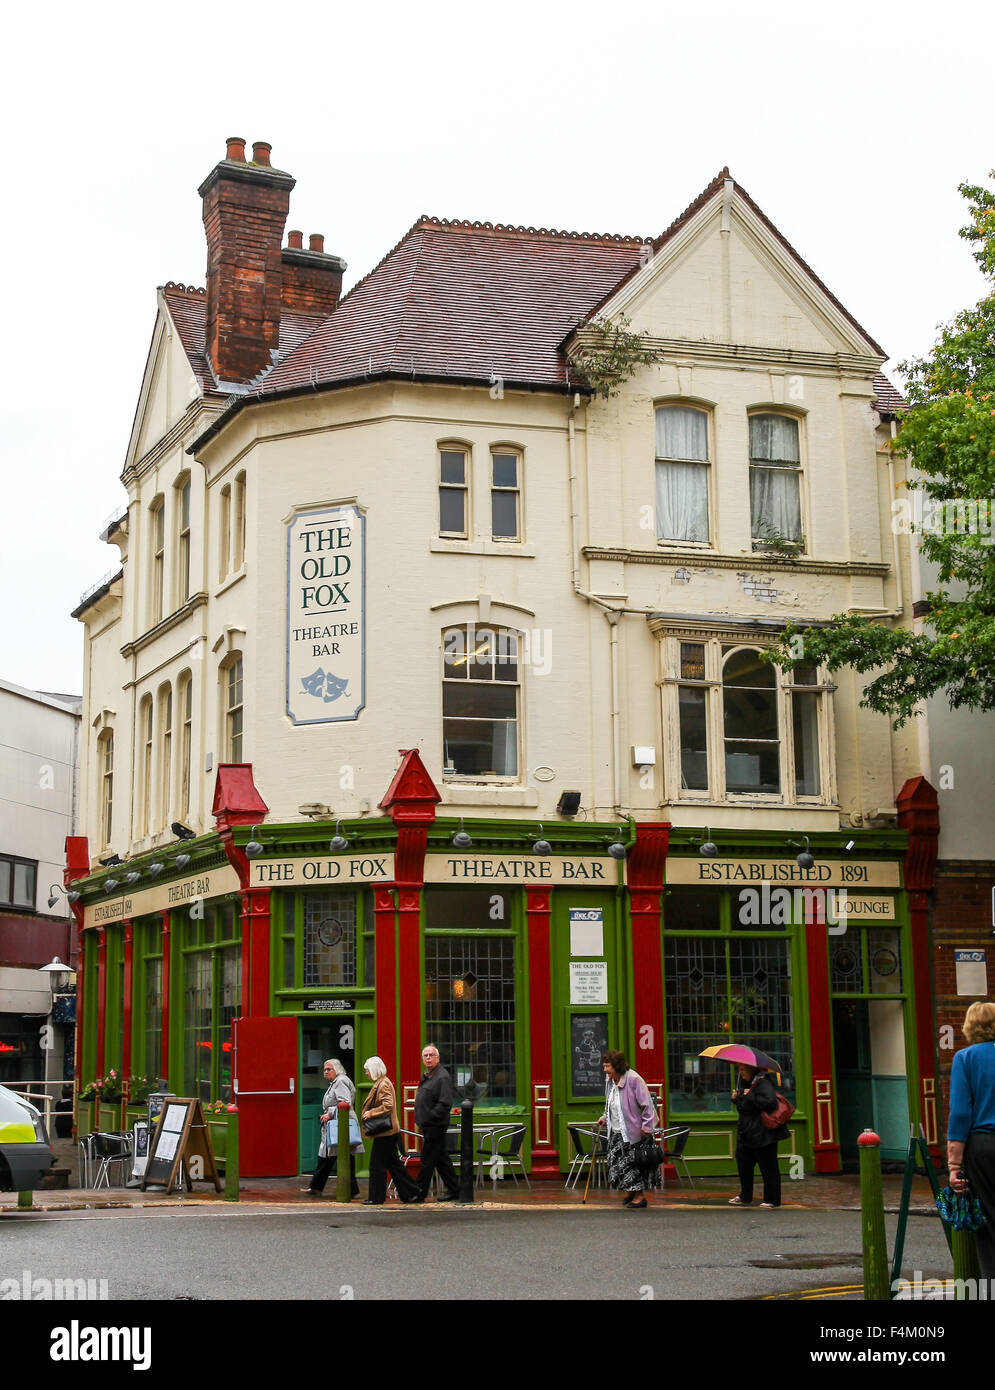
[67,139,941,1179]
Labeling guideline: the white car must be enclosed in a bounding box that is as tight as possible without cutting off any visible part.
[0,1085,54,1191]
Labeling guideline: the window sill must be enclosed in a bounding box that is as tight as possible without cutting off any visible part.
[431,539,536,558]
[215,567,246,598]
[440,784,540,808]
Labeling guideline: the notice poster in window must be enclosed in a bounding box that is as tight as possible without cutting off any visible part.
[569,907,604,957]
[286,502,365,725]
[571,1013,609,1097]
[570,961,608,1004]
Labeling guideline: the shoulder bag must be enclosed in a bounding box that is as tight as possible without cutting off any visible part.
[362,1083,393,1137]
[760,1093,795,1130]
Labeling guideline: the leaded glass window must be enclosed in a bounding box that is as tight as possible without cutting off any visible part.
[425,935,516,1102]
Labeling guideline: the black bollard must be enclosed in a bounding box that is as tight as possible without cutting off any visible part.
[458,1098,475,1203]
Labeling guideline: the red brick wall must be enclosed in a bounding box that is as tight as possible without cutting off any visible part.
[281,255,343,317]
[932,863,995,1122]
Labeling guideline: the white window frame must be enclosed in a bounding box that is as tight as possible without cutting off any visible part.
[441,622,521,782]
[490,448,522,542]
[439,443,470,539]
[223,655,244,763]
[748,410,807,553]
[176,473,192,605]
[150,496,165,626]
[654,402,714,548]
[657,629,836,807]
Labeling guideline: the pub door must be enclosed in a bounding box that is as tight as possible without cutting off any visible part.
[833,999,909,1164]
[299,1016,357,1174]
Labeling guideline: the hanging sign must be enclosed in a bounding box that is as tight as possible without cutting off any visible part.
[286,502,365,725]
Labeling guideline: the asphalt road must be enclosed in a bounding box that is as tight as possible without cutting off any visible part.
[0,1204,953,1301]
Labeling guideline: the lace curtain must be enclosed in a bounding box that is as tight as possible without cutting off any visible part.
[656,407,709,542]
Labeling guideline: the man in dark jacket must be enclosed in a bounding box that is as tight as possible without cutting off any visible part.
[411,1044,460,1202]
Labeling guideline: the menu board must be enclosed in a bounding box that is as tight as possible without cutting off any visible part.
[571,1014,609,1097]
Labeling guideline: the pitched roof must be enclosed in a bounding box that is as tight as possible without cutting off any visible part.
[256,219,646,396]
[182,173,891,450]
[161,283,324,394]
[872,371,907,416]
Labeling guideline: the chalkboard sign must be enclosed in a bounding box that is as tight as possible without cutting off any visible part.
[571,1013,609,1097]
[141,1098,221,1194]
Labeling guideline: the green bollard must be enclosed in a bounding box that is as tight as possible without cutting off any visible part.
[335,1101,351,1202]
[17,1190,33,1209]
[859,1128,890,1301]
[951,1226,981,1295]
[224,1105,239,1202]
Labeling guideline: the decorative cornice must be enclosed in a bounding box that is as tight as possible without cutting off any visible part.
[567,334,883,377]
[583,546,889,578]
[120,593,208,658]
[125,398,224,484]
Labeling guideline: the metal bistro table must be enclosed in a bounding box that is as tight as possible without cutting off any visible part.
[441,1121,524,1193]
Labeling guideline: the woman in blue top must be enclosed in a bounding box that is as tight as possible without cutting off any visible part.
[947,1001,995,1278]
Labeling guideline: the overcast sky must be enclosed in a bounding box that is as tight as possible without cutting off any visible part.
[1,0,990,695]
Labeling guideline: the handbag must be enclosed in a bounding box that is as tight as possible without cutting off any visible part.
[760,1094,795,1130]
[633,1136,664,1169]
[936,1185,986,1231]
[362,1083,393,1138]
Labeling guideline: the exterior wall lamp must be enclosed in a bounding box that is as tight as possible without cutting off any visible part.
[452,818,472,850]
[329,820,349,853]
[244,825,264,857]
[532,825,552,856]
[699,828,718,857]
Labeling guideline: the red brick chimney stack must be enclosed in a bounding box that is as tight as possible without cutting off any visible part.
[281,230,347,318]
[199,138,296,385]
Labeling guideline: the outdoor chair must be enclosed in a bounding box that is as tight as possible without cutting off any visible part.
[660,1125,694,1189]
[90,1131,133,1189]
[484,1124,530,1189]
[565,1124,607,1190]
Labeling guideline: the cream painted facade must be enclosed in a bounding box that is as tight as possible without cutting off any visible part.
[75,182,921,866]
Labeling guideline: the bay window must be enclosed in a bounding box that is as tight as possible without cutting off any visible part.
[657,629,834,805]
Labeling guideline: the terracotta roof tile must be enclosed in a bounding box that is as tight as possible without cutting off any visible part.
[255,220,646,396]
[872,371,907,415]
[181,175,890,453]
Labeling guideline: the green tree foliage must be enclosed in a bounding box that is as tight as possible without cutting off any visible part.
[771,174,995,726]
[568,315,658,398]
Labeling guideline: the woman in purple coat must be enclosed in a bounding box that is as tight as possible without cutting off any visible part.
[597,1049,660,1209]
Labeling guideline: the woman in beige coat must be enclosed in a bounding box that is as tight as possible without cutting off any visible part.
[361,1056,420,1205]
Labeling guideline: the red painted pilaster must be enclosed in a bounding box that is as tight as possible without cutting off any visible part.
[95,926,107,1080]
[122,919,134,1114]
[64,836,88,1095]
[804,894,839,1172]
[380,750,439,1130]
[526,886,558,1175]
[630,822,669,1123]
[248,889,272,1017]
[374,887,398,1077]
[897,776,940,1151]
[160,910,171,1080]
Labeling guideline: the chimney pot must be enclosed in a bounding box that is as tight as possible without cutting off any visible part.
[287,229,304,250]
[309,233,325,253]
[252,142,272,167]
[226,136,247,162]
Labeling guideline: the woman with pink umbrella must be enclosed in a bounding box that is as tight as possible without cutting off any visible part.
[699,1044,791,1209]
